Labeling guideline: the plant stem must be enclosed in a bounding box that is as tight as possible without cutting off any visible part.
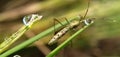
[0,26,28,54]
[0,14,42,54]
[0,16,80,57]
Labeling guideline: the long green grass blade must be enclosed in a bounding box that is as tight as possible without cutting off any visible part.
[0,14,42,54]
[46,20,94,57]
[0,16,80,57]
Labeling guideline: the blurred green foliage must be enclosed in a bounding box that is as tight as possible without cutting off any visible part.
[1,0,120,56]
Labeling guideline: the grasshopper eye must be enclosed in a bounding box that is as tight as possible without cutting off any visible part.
[87,19,92,23]
[83,18,94,25]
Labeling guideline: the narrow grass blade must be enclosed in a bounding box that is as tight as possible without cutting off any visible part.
[0,14,42,54]
[0,16,80,57]
[46,21,94,57]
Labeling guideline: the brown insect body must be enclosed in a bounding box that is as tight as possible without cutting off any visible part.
[48,20,80,45]
[48,0,93,45]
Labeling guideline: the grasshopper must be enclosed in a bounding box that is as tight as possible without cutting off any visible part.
[48,0,94,45]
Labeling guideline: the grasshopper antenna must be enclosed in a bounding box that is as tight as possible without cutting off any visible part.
[83,0,91,19]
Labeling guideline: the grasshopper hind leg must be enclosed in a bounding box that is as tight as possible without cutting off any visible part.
[53,18,65,35]
[53,17,71,35]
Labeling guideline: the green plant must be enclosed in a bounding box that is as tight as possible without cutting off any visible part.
[0,14,42,54]
[0,16,80,57]
[46,19,93,57]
